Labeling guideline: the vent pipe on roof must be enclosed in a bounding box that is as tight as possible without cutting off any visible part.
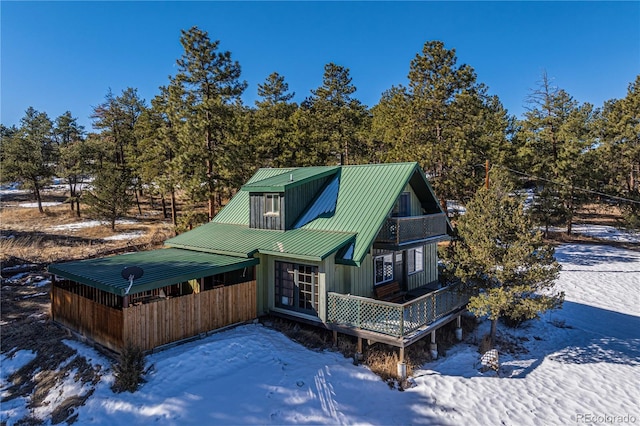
[290,173,293,182]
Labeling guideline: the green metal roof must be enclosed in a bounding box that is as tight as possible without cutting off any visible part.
[166,223,355,262]
[299,163,423,265]
[176,162,446,266]
[213,168,295,225]
[240,166,339,192]
[48,248,258,296]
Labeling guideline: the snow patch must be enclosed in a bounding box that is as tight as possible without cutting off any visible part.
[49,219,139,231]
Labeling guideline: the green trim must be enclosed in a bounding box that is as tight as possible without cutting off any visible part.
[241,166,339,192]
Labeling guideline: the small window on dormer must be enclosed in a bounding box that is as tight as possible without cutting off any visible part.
[265,194,280,215]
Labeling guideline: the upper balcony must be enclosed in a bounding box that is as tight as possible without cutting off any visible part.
[375,213,448,246]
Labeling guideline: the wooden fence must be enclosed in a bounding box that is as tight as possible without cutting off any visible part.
[51,280,257,353]
[51,285,124,351]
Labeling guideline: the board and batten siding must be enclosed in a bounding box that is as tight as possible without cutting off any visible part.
[406,243,438,291]
[284,175,332,229]
[403,183,425,216]
[248,175,331,231]
[338,252,374,298]
[250,193,284,230]
[52,281,257,353]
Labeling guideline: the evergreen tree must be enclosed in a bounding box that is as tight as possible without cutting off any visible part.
[517,73,597,234]
[91,88,145,215]
[135,84,184,226]
[54,111,87,216]
[596,75,640,227]
[84,161,134,230]
[252,72,298,167]
[2,107,55,213]
[445,179,563,344]
[174,26,247,219]
[294,63,369,166]
[371,41,513,210]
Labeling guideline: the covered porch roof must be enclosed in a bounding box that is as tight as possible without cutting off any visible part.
[48,248,259,296]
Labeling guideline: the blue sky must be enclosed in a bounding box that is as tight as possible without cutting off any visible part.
[2,1,639,131]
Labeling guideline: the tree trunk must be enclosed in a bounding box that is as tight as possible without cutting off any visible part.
[68,182,75,212]
[76,200,81,217]
[161,196,168,219]
[171,189,177,227]
[33,180,44,214]
[490,318,498,346]
[134,189,142,215]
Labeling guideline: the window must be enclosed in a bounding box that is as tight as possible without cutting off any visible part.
[265,194,280,215]
[408,246,424,274]
[275,261,319,314]
[374,253,394,285]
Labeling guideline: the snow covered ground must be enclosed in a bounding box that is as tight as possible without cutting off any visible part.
[48,219,139,232]
[1,235,638,425]
[551,224,640,244]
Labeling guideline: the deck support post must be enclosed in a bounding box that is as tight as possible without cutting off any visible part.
[397,346,406,379]
[354,337,364,363]
[430,331,438,359]
[332,330,338,347]
[455,315,463,341]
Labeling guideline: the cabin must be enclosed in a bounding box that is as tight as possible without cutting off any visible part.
[49,162,468,370]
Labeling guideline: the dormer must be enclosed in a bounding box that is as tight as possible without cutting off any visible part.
[242,166,339,230]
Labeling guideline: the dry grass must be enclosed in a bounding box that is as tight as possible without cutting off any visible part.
[1,199,175,265]
[264,314,477,390]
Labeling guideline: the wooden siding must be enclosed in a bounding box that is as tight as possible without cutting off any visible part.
[250,193,284,230]
[283,175,331,229]
[248,176,330,231]
[403,183,424,216]
[51,286,124,352]
[123,280,256,351]
[52,281,256,353]
[344,252,374,298]
[406,243,438,291]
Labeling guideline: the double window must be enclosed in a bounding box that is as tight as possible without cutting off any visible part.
[408,246,424,274]
[374,253,394,285]
[265,194,280,215]
[275,261,319,314]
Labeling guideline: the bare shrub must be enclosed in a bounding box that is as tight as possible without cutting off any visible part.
[365,349,401,387]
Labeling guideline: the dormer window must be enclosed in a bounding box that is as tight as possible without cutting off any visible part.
[265,194,280,215]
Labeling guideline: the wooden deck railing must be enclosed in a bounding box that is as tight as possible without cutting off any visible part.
[375,213,448,245]
[326,282,469,338]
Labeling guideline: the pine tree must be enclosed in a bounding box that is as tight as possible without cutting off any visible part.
[84,162,134,230]
[516,72,596,235]
[371,41,513,210]
[252,72,297,167]
[54,111,87,216]
[174,26,247,219]
[596,75,640,227]
[2,107,55,213]
[135,84,184,226]
[445,179,563,344]
[294,63,369,166]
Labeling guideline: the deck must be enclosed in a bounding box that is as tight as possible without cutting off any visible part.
[375,213,448,246]
[326,282,470,348]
